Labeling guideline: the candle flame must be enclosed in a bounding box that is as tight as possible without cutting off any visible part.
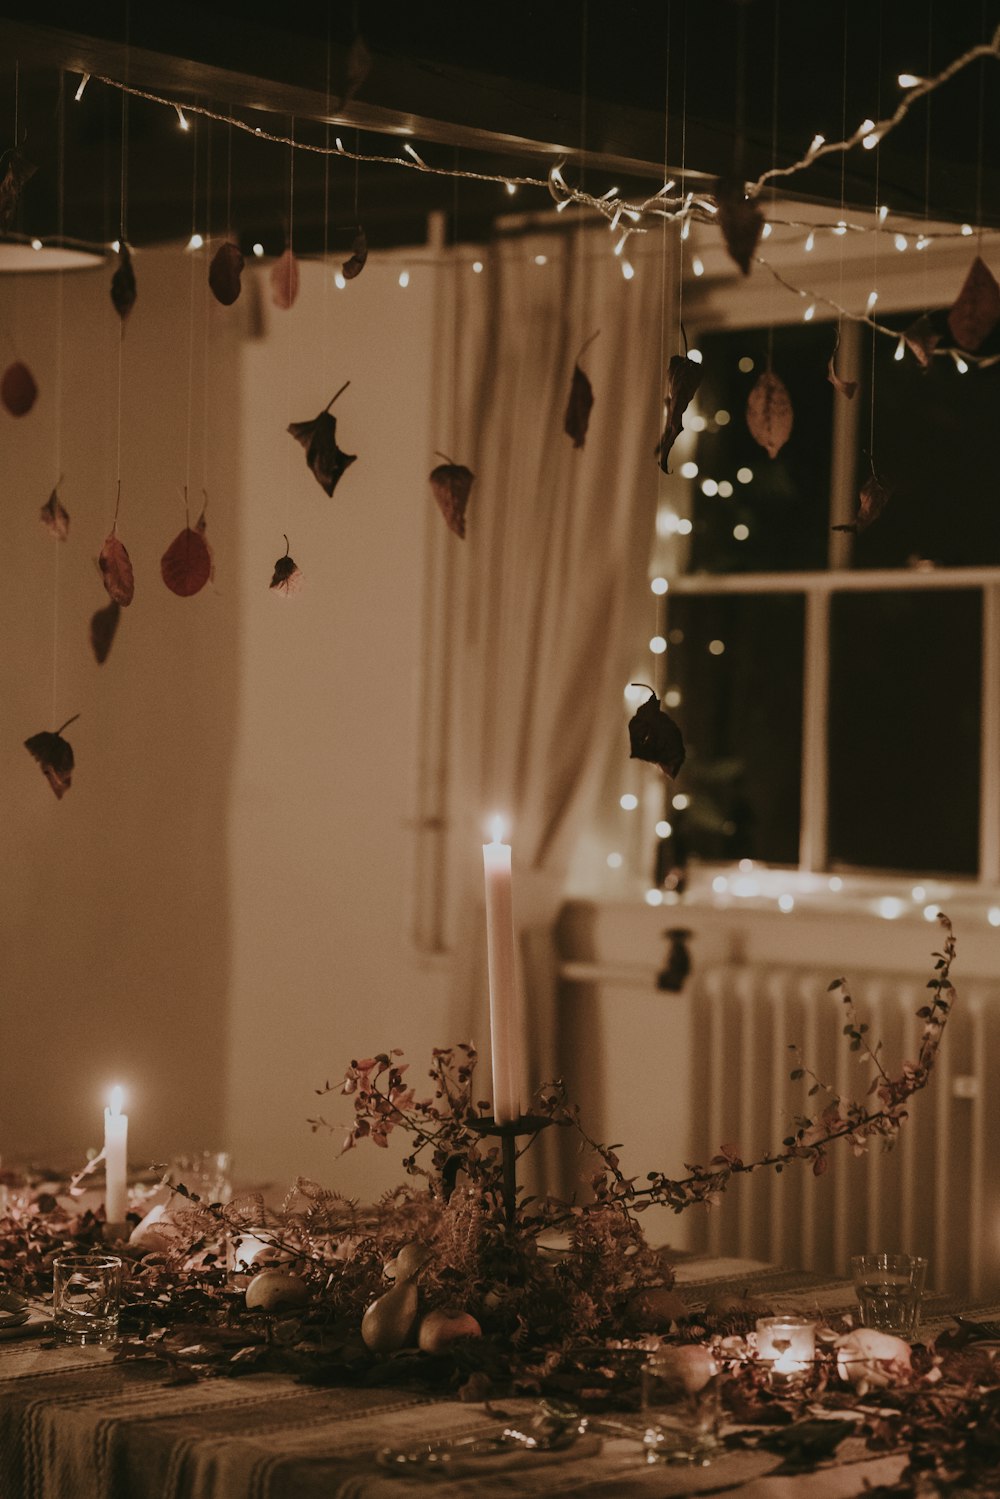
[488,814,506,845]
[109,1085,124,1116]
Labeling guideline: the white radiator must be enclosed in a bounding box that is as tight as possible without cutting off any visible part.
[684,965,1000,1298]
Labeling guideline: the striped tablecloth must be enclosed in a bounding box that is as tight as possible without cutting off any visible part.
[1,1257,981,1499]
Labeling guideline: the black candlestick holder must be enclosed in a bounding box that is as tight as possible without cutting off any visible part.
[468,1114,552,1226]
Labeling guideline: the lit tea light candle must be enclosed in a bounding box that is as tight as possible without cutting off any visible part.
[103,1085,128,1227]
[482,815,522,1124]
[756,1315,816,1382]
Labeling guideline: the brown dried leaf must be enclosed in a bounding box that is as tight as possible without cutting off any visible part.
[746,370,793,458]
[564,365,594,449]
[628,687,686,778]
[947,255,1000,352]
[833,470,892,535]
[288,400,357,496]
[0,149,36,230]
[342,228,368,281]
[90,600,121,664]
[271,248,300,310]
[715,177,764,276]
[24,715,78,800]
[40,486,69,540]
[827,338,857,400]
[110,244,137,322]
[343,34,372,105]
[270,547,302,594]
[208,241,245,306]
[99,531,135,606]
[429,460,475,538]
[903,313,942,370]
[161,523,212,597]
[656,354,704,472]
[1,361,38,416]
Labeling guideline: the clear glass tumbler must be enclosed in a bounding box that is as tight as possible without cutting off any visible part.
[850,1253,928,1336]
[641,1347,722,1465]
[52,1253,123,1344]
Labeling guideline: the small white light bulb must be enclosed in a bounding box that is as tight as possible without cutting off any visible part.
[175,104,190,131]
[398,270,410,288]
[621,259,635,281]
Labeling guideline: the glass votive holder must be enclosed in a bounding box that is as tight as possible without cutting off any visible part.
[640,1346,722,1465]
[52,1253,124,1345]
[850,1253,928,1336]
[755,1316,816,1383]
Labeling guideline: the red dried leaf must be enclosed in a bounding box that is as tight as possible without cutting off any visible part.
[99,531,135,606]
[161,523,212,597]
[342,228,368,281]
[656,354,704,472]
[833,470,892,535]
[628,686,686,778]
[24,714,78,800]
[39,486,69,540]
[747,370,793,458]
[0,149,36,231]
[903,314,942,370]
[715,177,764,276]
[947,256,1000,352]
[343,34,372,105]
[271,249,300,310]
[208,241,245,306]
[110,244,137,322]
[429,460,475,538]
[1,361,38,416]
[90,600,121,664]
[564,365,594,449]
[288,389,356,495]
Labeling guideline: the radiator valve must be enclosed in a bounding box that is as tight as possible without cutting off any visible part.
[658,927,693,992]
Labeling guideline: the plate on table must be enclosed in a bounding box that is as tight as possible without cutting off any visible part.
[0,1308,52,1340]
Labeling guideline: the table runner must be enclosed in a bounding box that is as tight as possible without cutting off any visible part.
[2,1258,984,1499]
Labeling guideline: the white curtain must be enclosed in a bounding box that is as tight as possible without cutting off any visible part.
[442,223,677,1160]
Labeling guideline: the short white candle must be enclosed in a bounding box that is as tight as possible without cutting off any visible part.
[104,1085,128,1226]
[482,815,522,1124]
[756,1315,815,1381]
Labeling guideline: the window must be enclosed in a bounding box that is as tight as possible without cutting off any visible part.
[616,209,1000,906]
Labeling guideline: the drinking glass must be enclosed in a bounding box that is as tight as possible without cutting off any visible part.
[168,1150,233,1204]
[52,1253,123,1344]
[641,1347,722,1465]
[850,1253,928,1336]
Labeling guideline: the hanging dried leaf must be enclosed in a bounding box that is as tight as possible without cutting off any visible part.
[39,486,69,540]
[90,600,121,664]
[827,335,857,400]
[0,149,36,230]
[947,255,1000,352]
[429,459,475,539]
[343,34,372,105]
[656,354,704,472]
[715,176,765,276]
[288,388,357,496]
[628,687,686,779]
[24,714,78,800]
[99,531,135,606]
[342,228,368,281]
[270,536,302,594]
[564,365,594,449]
[746,370,793,458]
[1,360,38,416]
[903,314,942,370]
[110,244,137,322]
[271,248,300,310]
[208,241,245,306]
[833,470,893,535]
[161,521,212,597]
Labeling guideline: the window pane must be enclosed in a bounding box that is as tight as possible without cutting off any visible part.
[828,590,981,875]
[852,319,1000,568]
[664,594,804,864]
[672,325,834,575]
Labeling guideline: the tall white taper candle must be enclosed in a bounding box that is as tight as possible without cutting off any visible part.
[483,816,521,1124]
[104,1085,128,1226]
